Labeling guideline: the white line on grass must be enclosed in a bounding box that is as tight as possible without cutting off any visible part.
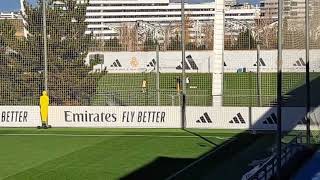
[215,136,229,140]
[0,133,234,139]
[165,137,236,180]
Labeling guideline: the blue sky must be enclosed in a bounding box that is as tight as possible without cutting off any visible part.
[0,0,20,12]
[0,0,37,12]
[0,0,259,12]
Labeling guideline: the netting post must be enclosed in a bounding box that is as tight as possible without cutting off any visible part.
[248,27,251,50]
[257,42,262,107]
[213,0,225,107]
[42,0,48,91]
[181,0,186,129]
[305,0,311,144]
[156,44,160,106]
[277,0,283,177]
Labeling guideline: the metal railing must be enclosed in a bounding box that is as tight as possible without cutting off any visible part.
[242,133,304,180]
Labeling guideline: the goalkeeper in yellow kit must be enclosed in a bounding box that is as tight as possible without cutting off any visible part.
[38,91,51,129]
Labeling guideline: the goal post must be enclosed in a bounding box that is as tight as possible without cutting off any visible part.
[212,0,225,107]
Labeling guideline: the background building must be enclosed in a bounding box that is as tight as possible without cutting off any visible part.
[85,0,260,39]
[260,0,307,19]
[0,12,25,37]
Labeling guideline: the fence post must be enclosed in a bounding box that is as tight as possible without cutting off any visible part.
[181,93,186,129]
[212,0,225,107]
[156,44,160,106]
[305,0,311,145]
[277,0,284,177]
[181,0,186,129]
[257,42,262,107]
[248,27,251,50]
[42,0,48,91]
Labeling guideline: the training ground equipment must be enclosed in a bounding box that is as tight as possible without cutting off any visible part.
[37,124,52,129]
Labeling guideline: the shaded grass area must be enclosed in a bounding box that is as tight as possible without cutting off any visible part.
[172,133,276,180]
[284,130,320,144]
[91,72,320,107]
[0,128,278,180]
[224,72,320,107]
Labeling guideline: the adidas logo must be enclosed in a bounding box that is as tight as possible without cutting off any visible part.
[196,112,212,123]
[262,113,278,125]
[297,117,317,125]
[146,59,156,67]
[176,55,199,70]
[229,113,246,124]
[110,59,122,67]
[253,58,266,66]
[297,117,307,125]
[293,58,306,66]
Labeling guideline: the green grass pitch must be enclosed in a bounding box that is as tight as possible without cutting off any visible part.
[91,72,320,107]
[0,128,277,180]
[92,73,212,106]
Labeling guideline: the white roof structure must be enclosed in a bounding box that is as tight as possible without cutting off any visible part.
[85,0,260,39]
[0,12,22,20]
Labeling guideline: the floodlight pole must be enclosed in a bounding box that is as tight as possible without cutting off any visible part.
[181,0,186,129]
[42,0,48,91]
[276,0,283,177]
[305,0,311,144]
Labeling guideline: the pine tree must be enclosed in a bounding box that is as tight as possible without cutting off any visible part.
[236,29,256,50]
[22,0,100,105]
[143,31,156,51]
[0,19,42,105]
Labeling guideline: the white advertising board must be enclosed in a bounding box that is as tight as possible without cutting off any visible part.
[49,106,181,128]
[0,106,40,127]
[186,107,311,131]
[186,107,250,129]
[0,106,318,131]
[87,49,320,73]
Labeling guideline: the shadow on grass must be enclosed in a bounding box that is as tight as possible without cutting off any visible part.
[121,76,320,180]
[120,132,275,180]
[120,157,195,180]
[183,129,219,146]
[283,73,320,107]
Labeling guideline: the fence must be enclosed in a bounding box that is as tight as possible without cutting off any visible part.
[242,133,304,180]
[0,0,318,107]
[1,0,215,106]
[1,106,319,130]
[0,0,319,178]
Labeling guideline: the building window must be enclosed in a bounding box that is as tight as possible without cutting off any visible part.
[290,11,298,16]
[291,2,298,6]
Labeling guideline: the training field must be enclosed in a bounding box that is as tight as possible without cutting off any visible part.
[0,128,276,180]
[92,72,320,107]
